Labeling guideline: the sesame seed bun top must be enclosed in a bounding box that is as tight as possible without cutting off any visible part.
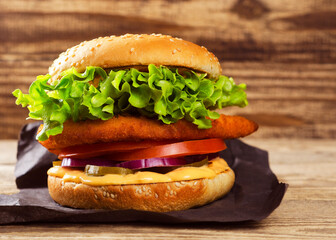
[48,34,222,80]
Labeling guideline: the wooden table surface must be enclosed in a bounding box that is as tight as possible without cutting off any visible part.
[0,138,335,239]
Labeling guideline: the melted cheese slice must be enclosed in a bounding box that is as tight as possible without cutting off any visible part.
[47,157,231,186]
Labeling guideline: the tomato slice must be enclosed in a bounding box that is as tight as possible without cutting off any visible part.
[103,138,226,161]
[58,140,176,159]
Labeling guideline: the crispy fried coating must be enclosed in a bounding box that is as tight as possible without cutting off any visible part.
[39,114,258,150]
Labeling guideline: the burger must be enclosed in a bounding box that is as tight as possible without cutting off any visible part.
[13,34,258,212]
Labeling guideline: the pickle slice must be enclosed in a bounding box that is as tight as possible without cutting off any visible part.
[85,165,134,176]
[53,161,62,167]
[146,158,209,174]
[84,158,208,176]
[185,158,209,167]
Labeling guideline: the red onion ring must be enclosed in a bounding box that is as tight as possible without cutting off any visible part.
[61,153,219,169]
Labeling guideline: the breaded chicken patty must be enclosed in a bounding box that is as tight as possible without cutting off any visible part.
[39,114,258,151]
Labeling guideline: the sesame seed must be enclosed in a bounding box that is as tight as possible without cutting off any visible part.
[174,191,177,196]
[103,191,107,197]
[80,59,84,64]
[106,192,110,198]
[167,185,171,190]
[154,193,159,198]
[180,181,186,185]
[169,38,174,42]
[172,49,177,54]
[130,47,135,53]
[110,193,115,199]
[120,186,124,191]
[175,182,181,188]
[194,182,198,186]
[142,186,146,192]
[94,194,98,200]
[170,190,174,195]
[177,48,181,52]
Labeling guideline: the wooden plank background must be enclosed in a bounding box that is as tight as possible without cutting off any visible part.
[1,0,335,139]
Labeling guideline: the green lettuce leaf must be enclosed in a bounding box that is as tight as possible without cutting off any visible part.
[13,64,248,141]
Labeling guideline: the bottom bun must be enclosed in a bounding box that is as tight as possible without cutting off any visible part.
[48,166,235,212]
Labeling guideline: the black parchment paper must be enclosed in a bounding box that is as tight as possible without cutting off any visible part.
[0,123,287,224]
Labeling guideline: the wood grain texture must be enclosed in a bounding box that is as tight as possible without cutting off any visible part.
[1,0,336,139]
[0,139,336,239]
